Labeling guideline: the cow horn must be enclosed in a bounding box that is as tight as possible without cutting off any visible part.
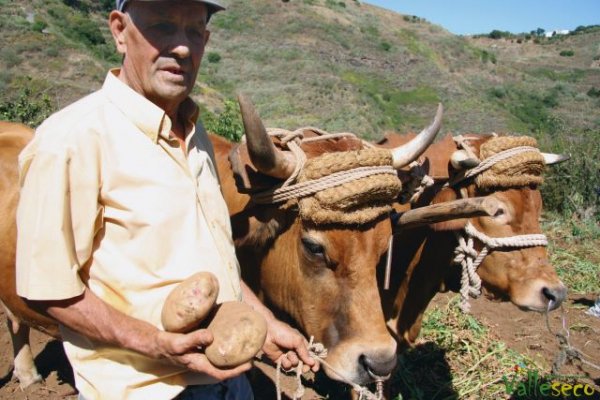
[391,103,443,169]
[450,150,481,169]
[238,94,296,179]
[393,196,502,231]
[542,152,570,165]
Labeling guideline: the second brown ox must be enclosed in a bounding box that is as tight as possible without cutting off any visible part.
[377,132,567,348]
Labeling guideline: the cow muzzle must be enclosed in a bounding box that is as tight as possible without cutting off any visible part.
[509,278,567,312]
[324,336,397,385]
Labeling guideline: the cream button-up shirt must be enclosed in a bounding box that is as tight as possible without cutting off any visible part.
[16,70,242,400]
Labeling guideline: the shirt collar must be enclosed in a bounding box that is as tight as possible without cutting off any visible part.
[102,69,199,143]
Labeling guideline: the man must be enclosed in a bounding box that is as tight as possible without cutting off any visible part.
[15,1,317,399]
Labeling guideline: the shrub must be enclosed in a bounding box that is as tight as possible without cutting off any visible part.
[490,86,507,99]
[67,15,106,46]
[0,48,21,68]
[207,52,221,63]
[587,87,600,98]
[380,41,391,52]
[480,50,496,64]
[559,50,574,57]
[0,84,54,127]
[203,99,244,142]
[31,19,48,33]
[488,30,511,39]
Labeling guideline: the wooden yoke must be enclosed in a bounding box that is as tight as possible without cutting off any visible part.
[392,197,502,232]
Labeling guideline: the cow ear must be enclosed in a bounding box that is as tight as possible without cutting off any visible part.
[429,188,469,232]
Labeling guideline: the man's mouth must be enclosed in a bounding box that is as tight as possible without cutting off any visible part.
[162,67,185,76]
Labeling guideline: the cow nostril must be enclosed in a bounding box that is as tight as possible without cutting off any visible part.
[542,287,556,302]
[358,353,396,379]
[542,286,567,310]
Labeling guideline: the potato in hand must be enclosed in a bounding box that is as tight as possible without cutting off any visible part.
[161,272,219,333]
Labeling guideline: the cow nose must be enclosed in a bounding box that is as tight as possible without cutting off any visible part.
[359,352,397,379]
[542,285,567,310]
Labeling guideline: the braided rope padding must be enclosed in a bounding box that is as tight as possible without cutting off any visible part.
[252,147,402,225]
[474,136,545,189]
[298,149,401,225]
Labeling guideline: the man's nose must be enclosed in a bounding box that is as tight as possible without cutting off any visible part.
[170,32,192,59]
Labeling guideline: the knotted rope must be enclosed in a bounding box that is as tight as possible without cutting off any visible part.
[453,222,548,312]
[275,337,388,400]
[399,160,435,204]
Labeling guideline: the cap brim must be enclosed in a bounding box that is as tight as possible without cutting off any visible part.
[119,1,225,15]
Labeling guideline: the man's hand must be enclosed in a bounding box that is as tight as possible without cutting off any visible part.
[154,329,252,381]
[261,318,319,373]
[34,288,251,382]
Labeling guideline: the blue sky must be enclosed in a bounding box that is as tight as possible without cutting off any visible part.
[364,0,600,35]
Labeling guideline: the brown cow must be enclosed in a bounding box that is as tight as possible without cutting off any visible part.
[377,132,567,348]
[0,122,58,388]
[0,100,443,389]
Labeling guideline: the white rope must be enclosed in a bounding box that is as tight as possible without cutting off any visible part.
[399,160,435,204]
[275,337,386,400]
[252,165,398,204]
[453,222,548,312]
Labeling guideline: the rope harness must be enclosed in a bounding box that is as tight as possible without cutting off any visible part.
[275,337,388,400]
[453,222,548,312]
[449,136,549,312]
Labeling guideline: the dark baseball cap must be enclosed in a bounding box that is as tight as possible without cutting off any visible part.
[115,0,225,18]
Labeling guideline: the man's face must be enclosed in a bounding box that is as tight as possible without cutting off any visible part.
[114,1,210,112]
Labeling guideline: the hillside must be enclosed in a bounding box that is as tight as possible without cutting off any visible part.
[1,0,599,213]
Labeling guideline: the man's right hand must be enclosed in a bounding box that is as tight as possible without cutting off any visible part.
[154,329,252,381]
[33,289,251,382]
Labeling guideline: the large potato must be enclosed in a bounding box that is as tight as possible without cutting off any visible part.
[161,272,219,333]
[204,301,267,368]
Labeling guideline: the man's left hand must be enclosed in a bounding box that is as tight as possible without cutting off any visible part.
[262,318,319,373]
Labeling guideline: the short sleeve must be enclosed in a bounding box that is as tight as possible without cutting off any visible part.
[16,131,102,301]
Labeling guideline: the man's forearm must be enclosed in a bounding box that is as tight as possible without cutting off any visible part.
[30,287,162,359]
[240,281,275,324]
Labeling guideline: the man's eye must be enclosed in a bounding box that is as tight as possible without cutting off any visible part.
[187,27,205,38]
[152,23,176,34]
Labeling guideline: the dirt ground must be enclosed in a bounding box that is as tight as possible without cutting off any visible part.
[1,293,598,400]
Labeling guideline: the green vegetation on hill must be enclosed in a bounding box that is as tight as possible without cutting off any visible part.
[1,0,598,218]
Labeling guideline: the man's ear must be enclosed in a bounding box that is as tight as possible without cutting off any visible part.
[109,10,128,55]
[204,29,211,47]
[430,187,469,231]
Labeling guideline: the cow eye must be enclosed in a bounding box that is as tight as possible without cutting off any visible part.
[301,237,325,258]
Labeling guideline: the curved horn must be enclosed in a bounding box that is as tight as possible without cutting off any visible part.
[391,103,443,169]
[450,150,481,169]
[238,94,296,179]
[542,152,570,165]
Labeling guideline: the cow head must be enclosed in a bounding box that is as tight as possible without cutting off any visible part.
[212,97,442,384]
[432,134,567,312]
